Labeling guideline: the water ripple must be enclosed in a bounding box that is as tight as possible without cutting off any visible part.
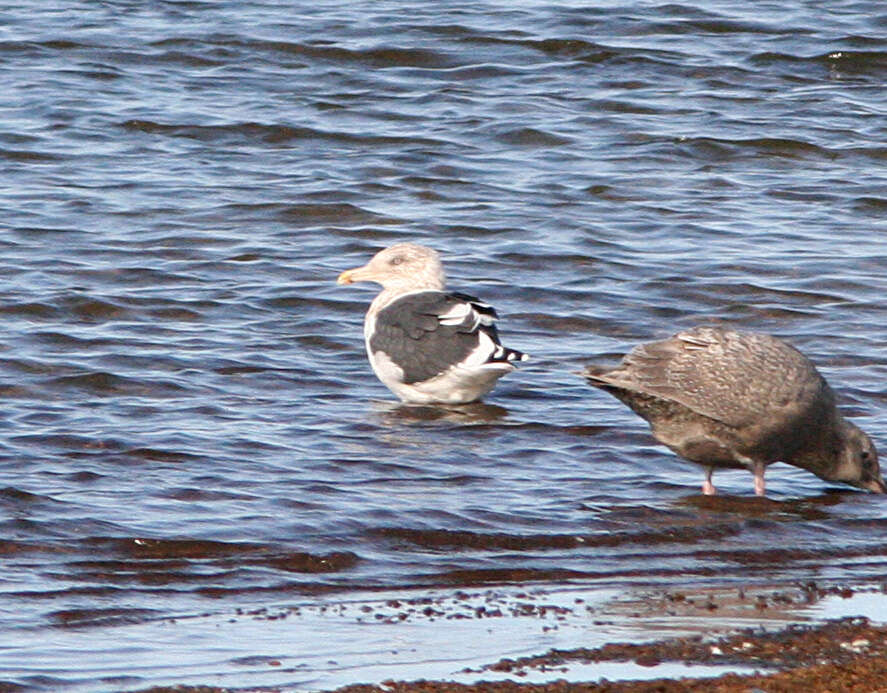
[1,0,886,688]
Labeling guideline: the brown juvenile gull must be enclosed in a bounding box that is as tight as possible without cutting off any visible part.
[582,326,883,496]
[337,242,528,404]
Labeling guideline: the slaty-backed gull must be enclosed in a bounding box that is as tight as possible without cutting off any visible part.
[582,326,883,496]
[337,243,528,404]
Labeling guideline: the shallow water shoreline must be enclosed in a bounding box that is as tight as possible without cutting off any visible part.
[123,580,887,692]
[5,1,887,688]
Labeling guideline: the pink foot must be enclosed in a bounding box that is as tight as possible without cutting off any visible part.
[753,462,766,497]
[702,468,716,495]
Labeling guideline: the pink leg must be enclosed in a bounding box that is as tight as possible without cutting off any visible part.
[702,467,717,495]
[753,461,766,497]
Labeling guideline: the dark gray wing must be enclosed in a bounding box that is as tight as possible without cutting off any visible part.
[587,327,827,428]
[369,291,525,384]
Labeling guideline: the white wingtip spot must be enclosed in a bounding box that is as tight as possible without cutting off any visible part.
[437,302,473,326]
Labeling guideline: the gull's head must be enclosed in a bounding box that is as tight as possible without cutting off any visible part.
[337,242,446,292]
[819,420,885,493]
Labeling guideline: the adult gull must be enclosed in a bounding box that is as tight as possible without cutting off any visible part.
[337,243,528,404]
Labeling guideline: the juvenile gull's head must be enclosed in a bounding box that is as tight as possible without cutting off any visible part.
[821,420,884,493]
[337,243,446,293]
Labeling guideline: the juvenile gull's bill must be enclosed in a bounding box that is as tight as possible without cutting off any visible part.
[582,326,883,496]
[338,243,528,405]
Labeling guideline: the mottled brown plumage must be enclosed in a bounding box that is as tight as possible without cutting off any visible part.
[583,327,883,496]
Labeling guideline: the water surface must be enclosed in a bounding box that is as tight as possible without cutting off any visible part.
[2,1,886,690]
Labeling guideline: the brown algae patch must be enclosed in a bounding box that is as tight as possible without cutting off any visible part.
[329,617,887,693]
[323,583,887,692]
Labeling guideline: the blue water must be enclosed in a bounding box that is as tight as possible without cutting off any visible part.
[2,1,886,690]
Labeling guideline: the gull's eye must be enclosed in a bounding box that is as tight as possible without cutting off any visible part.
[861,450,874,472]
[389,255,405,266]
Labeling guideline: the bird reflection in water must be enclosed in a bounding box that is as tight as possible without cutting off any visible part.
[373,400,509,426]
